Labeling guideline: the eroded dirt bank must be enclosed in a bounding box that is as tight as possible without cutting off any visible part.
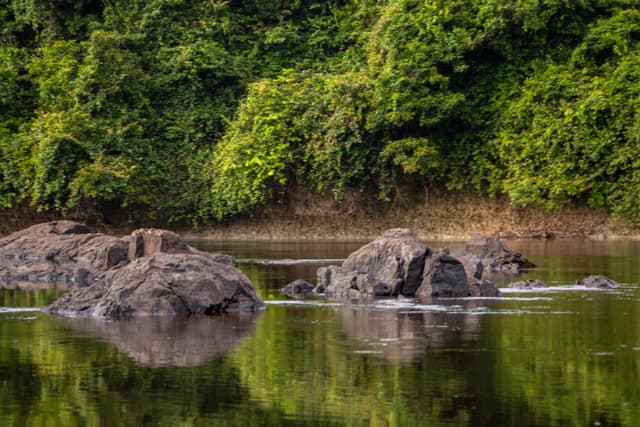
[182,190,638,241]
[2,190,638,240]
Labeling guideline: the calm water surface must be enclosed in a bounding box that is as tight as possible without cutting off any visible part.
[1,239,639,426]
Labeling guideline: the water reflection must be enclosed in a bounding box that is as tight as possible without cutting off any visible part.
[1,238,640,426]
[340,299,492,363]
[62,312,262,367]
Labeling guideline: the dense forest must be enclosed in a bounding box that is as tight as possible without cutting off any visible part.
[1,0,639,225]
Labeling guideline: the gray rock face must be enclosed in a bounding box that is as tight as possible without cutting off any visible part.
[127,228,191,260]
[452,236,536,277]
[321,266,396,299]
[508,279,548,289]
[416,253,470,298]
[335,228,428,297]
[1,221,263,316]
[0,221,128,289]
[577,275,619,289]
[46,252,263,317]
[314,231,541,300]
[281,279,315,299]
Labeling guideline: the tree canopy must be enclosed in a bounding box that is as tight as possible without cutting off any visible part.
[1,0,639,224]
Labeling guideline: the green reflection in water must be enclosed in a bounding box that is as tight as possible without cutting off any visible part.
[1,239,639,426]
[0,289,62,308]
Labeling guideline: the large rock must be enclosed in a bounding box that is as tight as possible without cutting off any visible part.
[416,251,470,298]
[452,236,536,278]
[0,221,128,289]
[322,228,428,298]
[46,252,263,317]
[1,221,263,316]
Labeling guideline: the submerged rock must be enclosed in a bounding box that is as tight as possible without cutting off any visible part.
[508,279,549,289]
[46,252,263,317]
[469,280,501,297]
[281,279,315,299]
[577,275,619,289]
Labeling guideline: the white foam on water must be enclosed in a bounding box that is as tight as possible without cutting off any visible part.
[500,285,618,294]
[265,300,343,308]
[0,307,42,313]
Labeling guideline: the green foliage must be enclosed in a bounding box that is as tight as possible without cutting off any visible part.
[1,0,640,224]
[497,8,640,223]
[207,69,379,219]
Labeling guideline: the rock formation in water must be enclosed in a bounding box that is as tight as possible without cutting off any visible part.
[451,236,537,276]
[317,228,429,298]
[281,279,316,299]
[0,221,263,316]
[508,279,549,289]
[416,250,470,298]
[315,229,530,299]
[0,221,128,289]
[577,275,619,289]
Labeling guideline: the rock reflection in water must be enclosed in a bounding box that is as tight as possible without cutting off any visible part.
[341,299,493,363]
[64,312,262,367]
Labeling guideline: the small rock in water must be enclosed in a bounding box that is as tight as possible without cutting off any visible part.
[281,279,316,299]
[577,275,619,289]
[468,280,500,297]
[508,279,549,289]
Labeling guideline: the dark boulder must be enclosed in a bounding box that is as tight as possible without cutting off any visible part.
[452,236,536,278]
[577,275,619,289]
[508,279,548,289]
[323,228,428,299]
[46,252,263,317]
[281,279,316,299]
[416,252,469,298]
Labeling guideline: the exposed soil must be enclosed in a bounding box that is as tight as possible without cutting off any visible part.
[2,189,638,241]
[181,189,639,241]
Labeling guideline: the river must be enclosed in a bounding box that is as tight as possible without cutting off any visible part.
[1,239,639,426]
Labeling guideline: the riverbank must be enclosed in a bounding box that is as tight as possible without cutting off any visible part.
[2,190,638,240]
[180,190,639,241]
